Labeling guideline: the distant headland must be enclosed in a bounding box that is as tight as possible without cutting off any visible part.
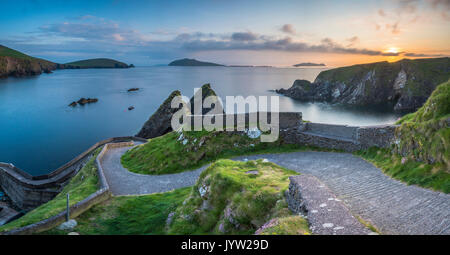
[168,58,224,66]
[64,58,134,69]
[0,45,133,78]
[293,62,326,67]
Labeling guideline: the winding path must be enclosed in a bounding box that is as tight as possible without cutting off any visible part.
[99,144,450,235]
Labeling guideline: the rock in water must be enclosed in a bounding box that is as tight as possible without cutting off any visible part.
[189,83,224,115]
[128,106,135,111]
[127,88,139,92]
[77,98,98,105]
[68,101,77,107]
[136,90,189,139]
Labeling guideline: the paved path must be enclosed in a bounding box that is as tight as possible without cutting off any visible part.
[236,152,450,235]
[287,174,375,235]
[100,145,450,235]
[100,145,208,196]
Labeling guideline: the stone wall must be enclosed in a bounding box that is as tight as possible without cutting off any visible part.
[281,121,398,152]
[1,142,135,235]
[0,136,147,211]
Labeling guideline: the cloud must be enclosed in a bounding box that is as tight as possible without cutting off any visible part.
[180,34,402,56]
[38,16,147,44]
[386,22,401,34]
[403,52,444,57]
[231,32,258,41]
[346,36,360,47]
[280,24,296,35]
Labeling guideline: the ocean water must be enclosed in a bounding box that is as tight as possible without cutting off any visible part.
[0,66,400,175]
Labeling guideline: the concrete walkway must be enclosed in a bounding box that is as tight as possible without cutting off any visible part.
[236,152,450,235]
[100,145,208,196]
[99,145,450,235]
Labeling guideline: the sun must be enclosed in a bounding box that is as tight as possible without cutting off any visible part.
[386,47,400,54]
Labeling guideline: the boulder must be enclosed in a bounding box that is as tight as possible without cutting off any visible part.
[136,90,189,139]
[57,219,77,230]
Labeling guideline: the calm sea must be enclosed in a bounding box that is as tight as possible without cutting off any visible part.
[0,66,400,175]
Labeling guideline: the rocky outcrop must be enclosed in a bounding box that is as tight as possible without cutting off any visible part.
[136,84,224,139]
[189,83,224,115]
[277,57,450,112]
[136,90,189,139]
[69,98,98,107]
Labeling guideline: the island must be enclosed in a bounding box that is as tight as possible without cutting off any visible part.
[0,45,133,78]
[168,58,224,66]
[293,62,326,67]
[64,58,132,69]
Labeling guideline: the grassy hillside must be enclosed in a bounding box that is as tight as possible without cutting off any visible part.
[395,79,449,166]
[357,79,450,193]
[0,45,58,78]
[168,159,309,234]
[43,160,309,235]
[42,187,191,235]
[121,129,324,175]
[0,148,102,233]
[65,58,130,68]
[0,45,36,60]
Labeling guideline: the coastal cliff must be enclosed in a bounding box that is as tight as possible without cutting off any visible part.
[277,57,450,112]
[0,45,132,78]
[0,45,60,78]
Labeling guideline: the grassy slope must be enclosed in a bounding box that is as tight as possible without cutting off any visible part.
[356,147,449,193]
[43,160,309,235]
[0,45,36,60]
[65,58,129,68]
[395,79,449,166]
[168,159,309,234]
[43,187,191,235]
[121,130,334,175]
[0,148,102,232]
[356,80,450,193]
[0,45,57,76]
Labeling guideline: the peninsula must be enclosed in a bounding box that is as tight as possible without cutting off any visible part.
[0,45,133,78]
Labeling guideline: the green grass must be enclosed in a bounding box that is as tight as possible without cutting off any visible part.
[0,45,35,60]
[168,159,308,234]
[122,129,337,175]
[257,216,310,235]
[356,147,450,193]
[42,187,191,235]
[65,58,129,68]
[43,159,310,235]
[0,148,102,233]
[394,79,449,168]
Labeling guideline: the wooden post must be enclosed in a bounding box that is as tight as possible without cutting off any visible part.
[66,193,70,222]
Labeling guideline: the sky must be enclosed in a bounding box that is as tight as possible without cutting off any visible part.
[0,0,449,67]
